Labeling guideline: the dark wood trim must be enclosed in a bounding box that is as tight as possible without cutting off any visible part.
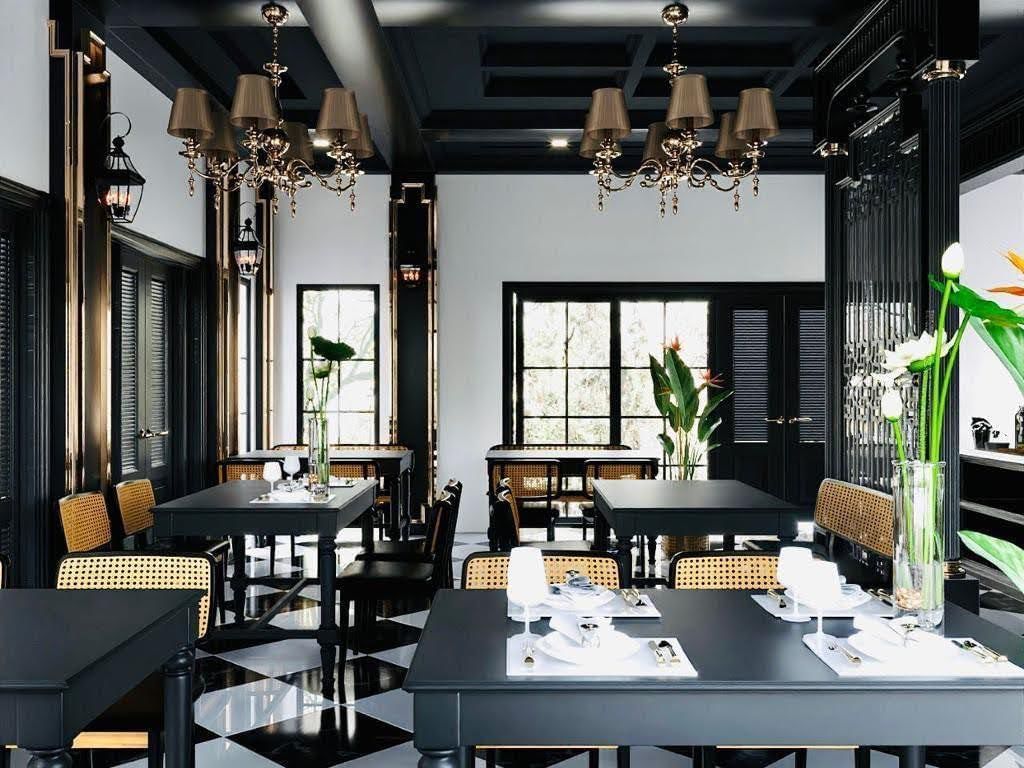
[294,284,382,444]
[961,92,1024,182]
[111,225,203,269]
[0,177,50,587]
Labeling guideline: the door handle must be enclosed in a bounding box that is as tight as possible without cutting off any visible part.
[138,429,169,439]
[788,416,812,424]
[763,417,785,425]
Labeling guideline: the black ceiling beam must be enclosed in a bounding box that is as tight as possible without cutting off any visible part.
[647,41,795,69]
[624,33,658,99]
[482,42,632,68]
[634,73,772,97]
[484,75,624,98]
[421,109,813,132]
[297,0,429,170]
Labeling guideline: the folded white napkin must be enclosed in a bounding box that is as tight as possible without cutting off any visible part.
[851,615,950,653]
[548,611,612,645]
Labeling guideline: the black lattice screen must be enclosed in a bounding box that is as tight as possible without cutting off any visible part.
[839,106,923,492]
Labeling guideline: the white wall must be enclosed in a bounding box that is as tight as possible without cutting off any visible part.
[959,175,1024,447]
[273,176,392,443]
[437,174,825,530]
[108,51,204,256]
[0,0,49,191]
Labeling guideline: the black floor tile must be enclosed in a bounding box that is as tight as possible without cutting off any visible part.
[227,707,410,768]
[489,747,587,768]
[198,635,272,655]
[377,595,432,618]
[196,654,269,692]
[349,619,421,654]
[278,656,407,704]
[229,593,320,619]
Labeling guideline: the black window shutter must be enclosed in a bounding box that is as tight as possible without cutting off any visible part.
[149,277,168,468]
[797,307,826,442]
[732,308,769,442]
[120,268,139,475]
[0,228,13,559]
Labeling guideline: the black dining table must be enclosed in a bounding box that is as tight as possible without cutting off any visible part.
[484,448,660,480]
[405,589,1024,768]
[153,478,377,697]
[224,448,415,540]
[0,588,201,768]
[593,479,800,584]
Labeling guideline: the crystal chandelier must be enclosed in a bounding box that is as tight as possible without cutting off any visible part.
[580,3,779,216]
[165,2,374,218]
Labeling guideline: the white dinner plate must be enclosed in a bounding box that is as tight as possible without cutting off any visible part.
[543,586,616,611]
[785,584,871,611]
[536,629,641,666]
[847,629,960,663]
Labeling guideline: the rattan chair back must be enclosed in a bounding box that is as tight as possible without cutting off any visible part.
[329,460,376,479]
[582,457,658,498]
[221,461,263,482]
[489,459,560,500]
[461,550,620,590]
[57,551,215,638]
[670,552,781,590]
[815,478,894,558]
[58,491,113,552]
[114,478,157,537]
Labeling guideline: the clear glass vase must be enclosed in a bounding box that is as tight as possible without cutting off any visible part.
[892,460,945,631]
[308,417,330,499]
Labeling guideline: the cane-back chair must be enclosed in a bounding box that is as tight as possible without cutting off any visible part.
[58,491,112,552]
[669,551,781,591]
[461,550,620,590]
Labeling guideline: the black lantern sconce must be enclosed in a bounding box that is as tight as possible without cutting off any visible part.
[398,264,423,287]
[96,112,146,223]
[233,202,264,278]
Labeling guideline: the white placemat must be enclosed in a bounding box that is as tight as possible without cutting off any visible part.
[803,633,1024,678]
[752,593,895,619]
[506,636,696,677]
[250,491,336,505]
[507,590,661,619]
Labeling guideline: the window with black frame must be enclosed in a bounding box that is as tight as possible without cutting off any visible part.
[297,285,379,444]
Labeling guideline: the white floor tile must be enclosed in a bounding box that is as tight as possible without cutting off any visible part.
[270,606,325,630]
[327,739,488,768]
[348,688,414,732]
[244,560,302,578]
[388,609,430,629]
[369,643,418,668]
[225,584,283,601]
[195,677,330,736]
[217,638,326,677]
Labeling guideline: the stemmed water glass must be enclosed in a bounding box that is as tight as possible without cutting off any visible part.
[506,547,549,640]
[263,461,282,494]
[283,455,301,490]
[799,560,842,646]
[776,546,812,623]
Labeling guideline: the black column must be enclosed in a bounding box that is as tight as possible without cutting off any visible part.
[823,153,847,481]
[921,76,962,563]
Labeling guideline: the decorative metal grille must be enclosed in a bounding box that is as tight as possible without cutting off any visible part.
[840,106,923,491]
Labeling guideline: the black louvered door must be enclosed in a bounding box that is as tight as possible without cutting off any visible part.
[114,247,171,500]
[0,216,13,561]
[714,289,825,507]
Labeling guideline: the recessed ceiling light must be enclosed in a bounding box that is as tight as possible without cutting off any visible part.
[550,138,570,149]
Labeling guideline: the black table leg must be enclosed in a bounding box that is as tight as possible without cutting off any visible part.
[317,534,338,699]
[614,535,633,588]
[230,535,246,623]
[899,747,925,768]
[402,469,412,541]
[163,645,195,768]
[361,508,375,553]
[25,748,72,768]
[723,535,736,551]
[417,748,463,767]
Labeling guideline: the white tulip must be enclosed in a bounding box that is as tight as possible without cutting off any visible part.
[881,330,954,374]
[941,241,965,279]
[881,389,903,421]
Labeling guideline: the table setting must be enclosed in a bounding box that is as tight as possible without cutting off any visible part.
[247,461,353,503]
[504,548,691,678]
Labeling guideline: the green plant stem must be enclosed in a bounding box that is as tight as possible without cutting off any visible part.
[934,314,971,456]
[890,419,908,464]
[917,369,929,460]
[929,280,953,460]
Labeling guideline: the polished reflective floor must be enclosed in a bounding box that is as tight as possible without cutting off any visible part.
[9,526,1024,767]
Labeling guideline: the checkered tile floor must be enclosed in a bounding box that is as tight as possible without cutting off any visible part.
[9,528,1024,768]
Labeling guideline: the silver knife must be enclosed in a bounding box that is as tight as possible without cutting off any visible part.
[648,639,667,665]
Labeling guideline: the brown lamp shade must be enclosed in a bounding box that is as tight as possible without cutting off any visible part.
[584,88,630,141]
[349,113,375,159]
[167,88,214,141]
[642,122,670,164]
[316,88,361,143]
[734,87,779,142]
[666,74,713,131]
[282,121,314,166]
[200,107,238,162]
[714,112,747,161]
[229,74,280,131]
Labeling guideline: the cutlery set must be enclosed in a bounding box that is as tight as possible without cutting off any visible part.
[952,639,1008,664]
[648,639,682,665]
[619,588,646,607]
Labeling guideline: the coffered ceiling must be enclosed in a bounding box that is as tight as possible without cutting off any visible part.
[88,0,1024,174]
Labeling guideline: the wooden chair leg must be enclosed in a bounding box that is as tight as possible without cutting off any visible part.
[338,597,350,663]
[485,748,496,768]
[215,558,227,624]
[695,746,716,768]
[147,730,162,768]
[290,535,297,565]
[588,748,600,768]
[647,536,656,565]
[269,536,276,575]
[1,746,9,768]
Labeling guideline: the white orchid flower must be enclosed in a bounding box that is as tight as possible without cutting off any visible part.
[881,389,904,421]
[880,331,954,374]
[941,242,965,279]
[872,370,907,389]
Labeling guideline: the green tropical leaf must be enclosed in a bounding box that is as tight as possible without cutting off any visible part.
[310,335,357,363]
[705,442,721,453]
[697,416,722,443]
[649,355,682,430]
[657,432,675,457]
[701,389,733,418]
[312,362,333,379]
[959,531,1024,596]
[664,347,699,431]
[970,317,1024,397]
[930,277,1024,327]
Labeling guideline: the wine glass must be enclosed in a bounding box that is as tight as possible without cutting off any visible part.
[283,455,301,490]
[506,547,549,640]
[263,461,282,494]
[798,560,842,646]
[776,547,812,623]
